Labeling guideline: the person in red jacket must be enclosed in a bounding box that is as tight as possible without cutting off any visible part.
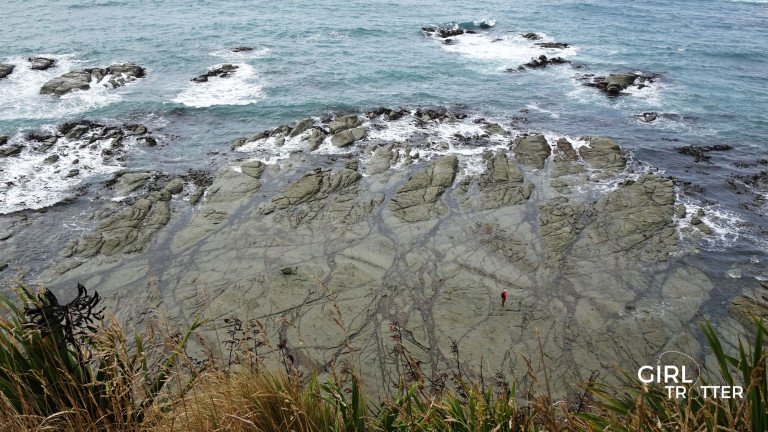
[501,289,507,307]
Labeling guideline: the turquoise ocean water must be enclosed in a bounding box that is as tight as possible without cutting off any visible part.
[1,0,767,301]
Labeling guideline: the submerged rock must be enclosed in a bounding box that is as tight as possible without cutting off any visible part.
[230,46,254,52]
[635,112,658,123]
[389,155,458,222]
[675,144,732,163]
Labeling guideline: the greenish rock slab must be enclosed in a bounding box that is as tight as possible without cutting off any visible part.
[389,155,458,222]
[513,134,551,169]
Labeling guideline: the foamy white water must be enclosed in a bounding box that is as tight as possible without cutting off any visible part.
[0,54,122,121]
[436,31,578,70]
[0,127,138,214]
[172,63,265,108]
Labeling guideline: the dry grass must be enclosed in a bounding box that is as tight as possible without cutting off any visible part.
[1,284,766,431]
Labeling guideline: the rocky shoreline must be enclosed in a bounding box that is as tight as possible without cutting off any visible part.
[0,108,740,397]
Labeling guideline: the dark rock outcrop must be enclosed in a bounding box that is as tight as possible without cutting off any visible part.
[422,26,473,38]
[0,137,23,158]
[40,64,146,96]
[192,64,238,83]
[536,42,569,49]
[230,46,254,53]
[579,72,660,96]
[523,55,570,69]
[0,64,15,79]
[28,57,55,70]
[366,107,409,121]
[675,144,732,163]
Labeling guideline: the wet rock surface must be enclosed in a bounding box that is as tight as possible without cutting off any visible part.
[64,179,184,258]
[191,64,239,83]
[579,137,626,172]
[457,152,533,210]
[40,63,146,96]
[675,144,733,163]
[579,72,660,96]
[0,64,15,79]
[25,109,720,398]
[513,134,551,169]
[28,56,55,70]
[523,55,569,69]
[389,155,458,222]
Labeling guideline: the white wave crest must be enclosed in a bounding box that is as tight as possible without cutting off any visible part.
[0,128,138,214]
[0,54,121,121]
[172,63,265,108]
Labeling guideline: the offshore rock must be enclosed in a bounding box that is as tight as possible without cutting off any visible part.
[0,64,14,79]
[192,64,238,83]
[28,57,55,70]
[579,72,659,96]
[40,63,146,96]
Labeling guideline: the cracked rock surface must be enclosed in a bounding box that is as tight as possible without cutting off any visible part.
[40,111,712,398]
